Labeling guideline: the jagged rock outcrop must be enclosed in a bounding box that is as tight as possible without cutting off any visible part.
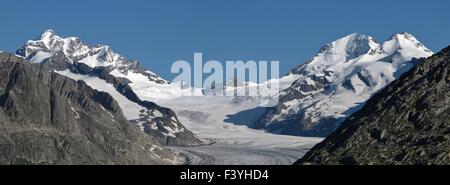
[296,46,450,165]
[0,53,178,164]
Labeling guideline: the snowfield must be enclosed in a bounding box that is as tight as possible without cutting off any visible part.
[147,91,323,165]
[164,96,322,165]
[56,70,146,120]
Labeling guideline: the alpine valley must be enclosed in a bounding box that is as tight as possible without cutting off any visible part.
[0,29,446,165]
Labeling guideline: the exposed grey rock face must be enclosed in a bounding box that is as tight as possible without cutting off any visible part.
[296,46,450,165]
[0,53,177,164]
[16,30,203,146]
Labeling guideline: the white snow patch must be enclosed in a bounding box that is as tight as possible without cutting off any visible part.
[110,69,202,102]
[29,51,53,63]
[305,77,315,85]
[56,70,144,120]
[71,107,80,119]
[99,104,115,118]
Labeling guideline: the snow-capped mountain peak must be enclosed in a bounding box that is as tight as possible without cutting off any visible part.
[17,29,168,84]
[291,32,432,76]
[381,32,432,56]
[259,32,434,137]
[291,33,381,76]
[22,29,126,67]
[316,33,380,61]
[40,29,57,44]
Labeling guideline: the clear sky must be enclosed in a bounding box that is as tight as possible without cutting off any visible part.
[0,0,449,80]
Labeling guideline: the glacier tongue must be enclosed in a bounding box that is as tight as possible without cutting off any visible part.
[258,32,434,137]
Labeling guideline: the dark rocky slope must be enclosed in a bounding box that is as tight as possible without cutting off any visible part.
[0,53,177,164]
[296,46,450,165]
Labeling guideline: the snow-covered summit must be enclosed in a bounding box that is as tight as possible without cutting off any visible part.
[17,29,168,84]
[291,32,431,76]
[259,32,433,136]
[318,33,379,60]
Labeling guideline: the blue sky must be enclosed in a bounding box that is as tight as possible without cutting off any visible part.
[0,0,449,80]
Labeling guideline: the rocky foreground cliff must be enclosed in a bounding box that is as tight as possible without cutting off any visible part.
[0,53,178,164]
[296,46,450,165]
